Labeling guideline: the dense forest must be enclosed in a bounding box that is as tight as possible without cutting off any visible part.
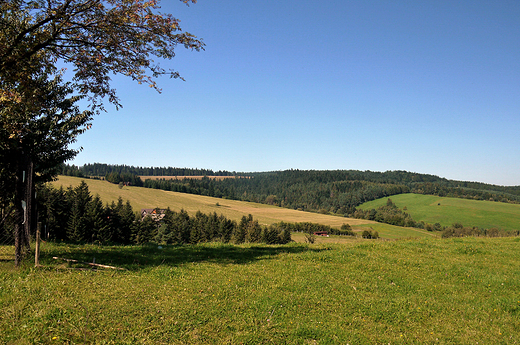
[62,165,520,218]
[62,163,236,178]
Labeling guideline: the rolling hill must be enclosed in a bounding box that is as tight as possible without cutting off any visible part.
[358,193,520,231]
[51,176,435,239]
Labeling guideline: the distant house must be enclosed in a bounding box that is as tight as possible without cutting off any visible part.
[140,208,166,222]
[314,231,329,237]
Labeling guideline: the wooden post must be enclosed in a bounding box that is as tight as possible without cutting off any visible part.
[35,222,41,267]
[23,156,34,252]
[14,157,24,267]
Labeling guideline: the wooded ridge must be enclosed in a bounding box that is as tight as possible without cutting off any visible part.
[62,164,520,216]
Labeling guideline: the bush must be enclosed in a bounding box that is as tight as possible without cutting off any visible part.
[339,223,355,236]
[305,232,316,244]
[362,230,379,239]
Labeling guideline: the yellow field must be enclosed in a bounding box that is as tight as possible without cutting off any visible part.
[51,176,435,239]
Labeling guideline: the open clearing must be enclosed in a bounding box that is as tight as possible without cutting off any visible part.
[51,176,434,239]
[2,237,519,344]
[359,193,520,231]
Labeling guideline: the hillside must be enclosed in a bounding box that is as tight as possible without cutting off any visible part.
[62,165,520,220]
[358,193,520,231]
[51,176,434,239]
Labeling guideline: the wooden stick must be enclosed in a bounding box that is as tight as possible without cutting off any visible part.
[35,222,41,267]
[52,257,126,270]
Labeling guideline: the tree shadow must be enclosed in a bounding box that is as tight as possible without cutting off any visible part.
[42,242,328,271]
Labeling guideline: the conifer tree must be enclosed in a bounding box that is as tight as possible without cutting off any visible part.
[66,181,91,242]
[88,195,109,243]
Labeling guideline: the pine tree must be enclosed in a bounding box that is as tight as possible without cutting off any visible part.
[66,182,91,242]
[88,195,109,243]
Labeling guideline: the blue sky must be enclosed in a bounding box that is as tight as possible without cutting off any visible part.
[70,0,520,186]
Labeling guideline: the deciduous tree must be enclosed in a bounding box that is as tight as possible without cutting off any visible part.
[1,0,204,109]
[1,0,203,264]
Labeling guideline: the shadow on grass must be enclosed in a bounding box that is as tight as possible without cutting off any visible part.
[40,242,326,271]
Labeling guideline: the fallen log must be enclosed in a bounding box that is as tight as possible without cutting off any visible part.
[53,257,127,270]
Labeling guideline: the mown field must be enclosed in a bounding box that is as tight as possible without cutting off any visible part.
[358,193,520,231]
[51,176,434,239]
[2,237,519,344]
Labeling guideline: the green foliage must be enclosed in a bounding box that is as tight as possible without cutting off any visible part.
[63,163,235,178]
[441,224,519,238]
[340,223,355,236]
[354,198,419,228]
[304,232,316,244]
[361,229,379,239]
[105,171,144,186]
[1,0,204,110]
[37,183,293,245]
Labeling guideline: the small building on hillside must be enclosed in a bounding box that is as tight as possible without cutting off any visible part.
[140,208,166,222]
[314,231,329,237]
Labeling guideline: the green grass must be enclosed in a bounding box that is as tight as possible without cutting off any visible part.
[358,193,520,231]
[51,176,434,239]
[2,237,520,344]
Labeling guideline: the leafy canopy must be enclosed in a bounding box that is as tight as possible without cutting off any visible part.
[0,0,204,110]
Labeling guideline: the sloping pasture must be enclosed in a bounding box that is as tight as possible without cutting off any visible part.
[358,193,520,231]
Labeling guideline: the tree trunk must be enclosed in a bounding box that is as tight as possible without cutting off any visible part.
[14,158,24,266]
[24,155,34,248]
[14,152,33,267]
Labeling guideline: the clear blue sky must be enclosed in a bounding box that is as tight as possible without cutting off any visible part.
[70,0,520,186]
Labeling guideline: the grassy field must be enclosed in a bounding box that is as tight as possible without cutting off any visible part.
[358,193,520,231]
[51,176,434,239]
[2,237,520,344]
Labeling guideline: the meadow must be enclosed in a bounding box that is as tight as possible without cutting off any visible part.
[51,176,434,239]
[358,193,520,231]
[1,237,519,344]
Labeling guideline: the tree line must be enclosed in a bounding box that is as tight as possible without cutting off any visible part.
[62,163,236,178]
[440,223,519,238]
[0,182,292,245]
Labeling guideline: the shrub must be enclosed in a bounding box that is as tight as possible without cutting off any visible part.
[339,223,355,236]
[305,232,316,244]
[362,230,379,239]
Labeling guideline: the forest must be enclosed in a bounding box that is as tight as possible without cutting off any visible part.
[0,181,292,245]
[62,163,236,178]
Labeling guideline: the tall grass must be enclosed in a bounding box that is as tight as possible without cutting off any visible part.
[2,237,519,344]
